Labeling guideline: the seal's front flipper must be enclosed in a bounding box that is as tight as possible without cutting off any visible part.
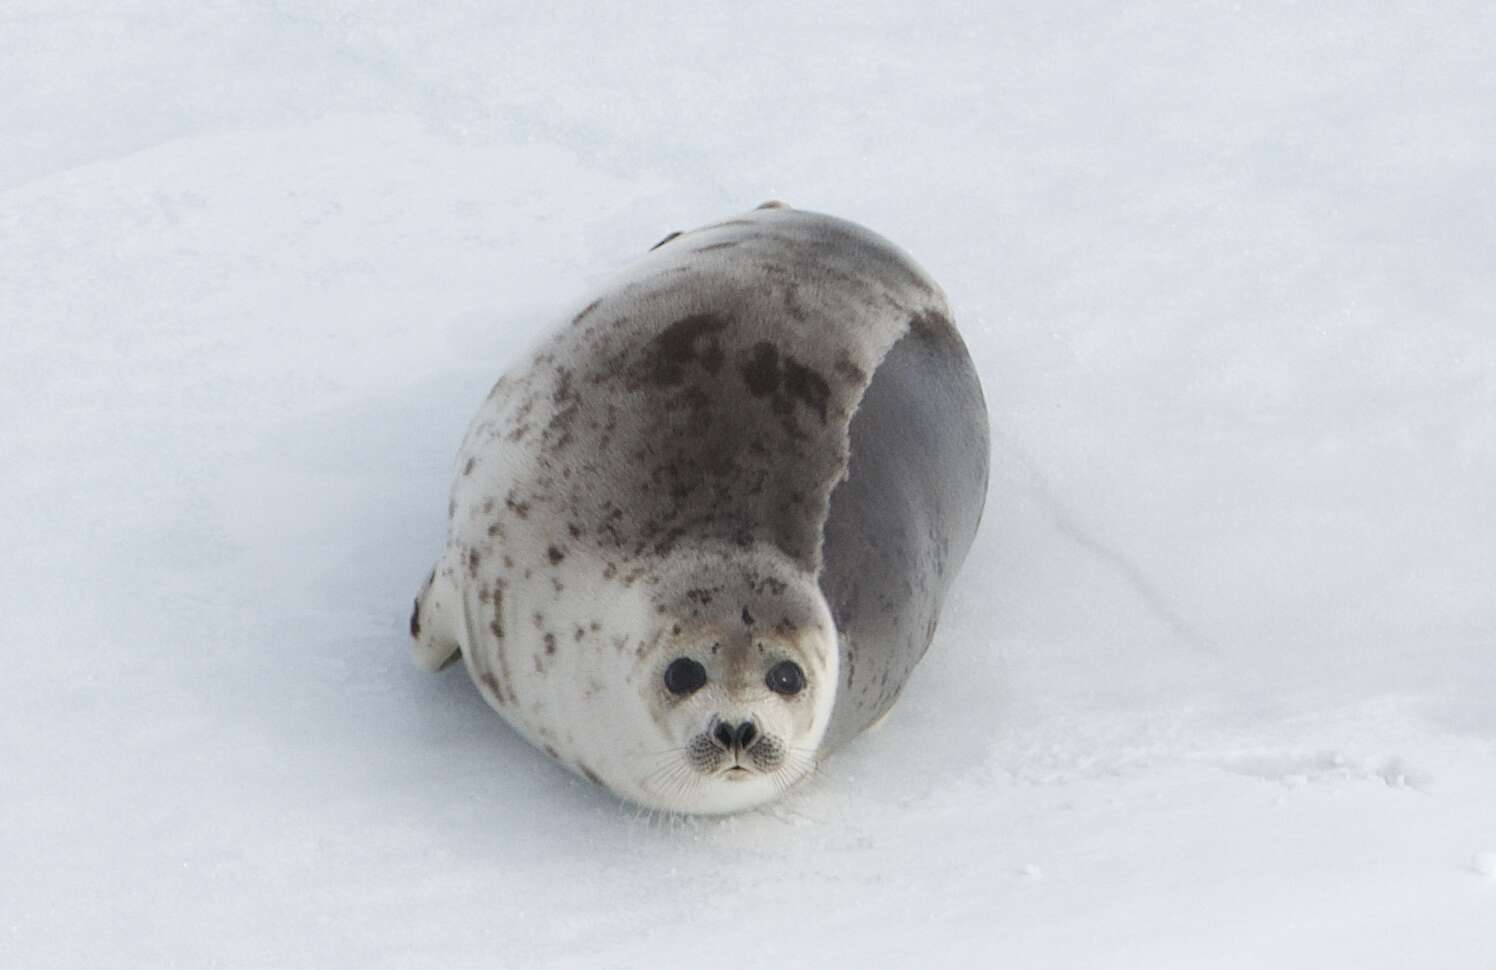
[409,564,463,672]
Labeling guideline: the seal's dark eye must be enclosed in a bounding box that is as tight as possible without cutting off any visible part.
[766,660,805,696]
[663,657,707,696]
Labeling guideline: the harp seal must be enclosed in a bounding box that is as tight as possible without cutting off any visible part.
[411,203,989,814]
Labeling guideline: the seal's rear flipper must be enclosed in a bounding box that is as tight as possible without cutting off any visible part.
[409,564,463,672]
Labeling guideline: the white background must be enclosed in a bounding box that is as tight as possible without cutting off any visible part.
[3,3,1493,967]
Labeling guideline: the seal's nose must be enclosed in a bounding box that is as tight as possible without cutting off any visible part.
[711,719,759,752]
[712,721,734,750]
[735,720,758,750]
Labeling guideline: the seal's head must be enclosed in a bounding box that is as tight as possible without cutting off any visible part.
[615,543,838,814]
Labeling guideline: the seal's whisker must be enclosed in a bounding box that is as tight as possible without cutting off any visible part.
[626,745,688,763]
[641,758,688,793]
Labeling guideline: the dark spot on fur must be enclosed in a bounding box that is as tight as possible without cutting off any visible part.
[467,548,481,578]
[408,598,421,638]
[779,281,807,321]
[782,357,830,421]
[506,494,530,518]
[543,744,559,759]
[908,309,957,343]
[673,384,712,413]
[547,545,565,565]
[572,298,603,327]
[462,457,476,476]
[694,241,738,253]
[649,314,729,385]
[480,673,502,696]
[698,342,724,375]
[833,352,867,384]
[671,623,682,637]
[741,606,755,626]
[741,342,781,396]
[568,522,583,538]
[544,632,557,655]
[579,764,604,785]
[552,368,578,406]
[757,576,788,596]
[739,342,829,421]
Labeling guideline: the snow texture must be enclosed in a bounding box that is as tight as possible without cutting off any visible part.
[3,3,1494,967]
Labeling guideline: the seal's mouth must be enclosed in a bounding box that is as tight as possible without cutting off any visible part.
[721,765,753,781]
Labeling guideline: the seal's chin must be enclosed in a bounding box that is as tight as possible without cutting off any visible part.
[686,768,794,814]
[627,757,808,815]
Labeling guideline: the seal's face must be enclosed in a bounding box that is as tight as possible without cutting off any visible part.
[619,550,838,814]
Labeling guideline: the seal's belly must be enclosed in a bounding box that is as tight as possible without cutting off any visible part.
[818,313,990,752]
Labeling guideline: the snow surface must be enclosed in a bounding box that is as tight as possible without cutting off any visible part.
[3,2,1494,967]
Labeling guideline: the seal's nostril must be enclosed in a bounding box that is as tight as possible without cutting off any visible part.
[735,721,758,750]
[712,721,735,750]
